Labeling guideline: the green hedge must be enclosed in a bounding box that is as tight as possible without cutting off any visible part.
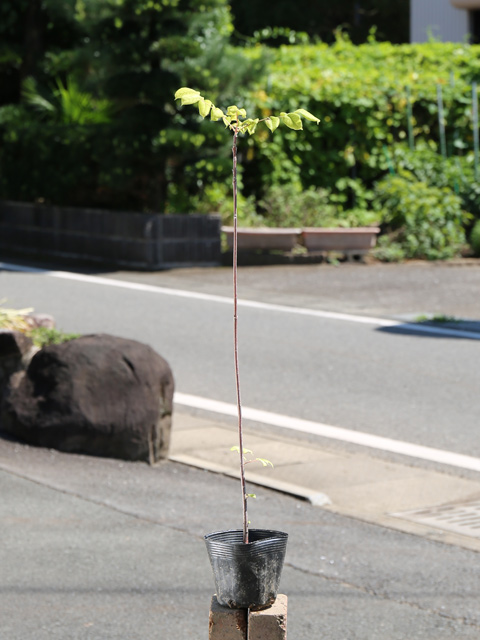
[242,37,480,206]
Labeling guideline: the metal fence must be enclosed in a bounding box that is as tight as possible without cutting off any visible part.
[0,201,221,269]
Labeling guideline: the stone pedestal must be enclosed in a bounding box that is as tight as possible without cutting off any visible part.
[209,595,287,640]
[248,595,288,639]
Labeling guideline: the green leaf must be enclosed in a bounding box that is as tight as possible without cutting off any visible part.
[198,98,212,118]
[175,87,200,100]
[227,105,247,119]
[246,493,257,499]
[245,118,259,135]
[280,112,303,130]
[210,107,224,121]
[294,108,320,124]
[230,446,253,455]
[175,87,202,106]
[265,116,280,132]
[257,458,274,468]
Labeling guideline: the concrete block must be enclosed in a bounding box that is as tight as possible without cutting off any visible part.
[209,595,247,640]
[248,595,288,640]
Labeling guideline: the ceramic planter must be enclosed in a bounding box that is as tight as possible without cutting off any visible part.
[204,529,288,610]
[450,0,480,8]
[222,226,301,251]
[301,226,380,253]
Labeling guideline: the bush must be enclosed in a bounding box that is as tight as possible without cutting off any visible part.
[470,219,480,256]
[374,173,468,260]
[244,37,480,205]
[257,183,379,228]
[0,303,80,347]
[29,327,81,348]
[391,144,480,225]
[258,183,336,227]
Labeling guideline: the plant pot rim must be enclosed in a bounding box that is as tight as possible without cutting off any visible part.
[222,226,301,234]
[205,528,288,542]
[302,226,380,233]
[205,529,289,556]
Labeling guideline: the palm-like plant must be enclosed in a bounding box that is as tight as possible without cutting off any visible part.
[22,75,114,125]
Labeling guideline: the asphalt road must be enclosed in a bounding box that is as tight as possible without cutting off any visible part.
[1,260,480,460]
[1,437,479,640]
[1,258,480,639]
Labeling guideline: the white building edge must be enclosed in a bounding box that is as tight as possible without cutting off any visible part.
[411,0,480,42]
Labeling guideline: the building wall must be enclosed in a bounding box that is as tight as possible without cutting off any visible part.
[411,0,470,42]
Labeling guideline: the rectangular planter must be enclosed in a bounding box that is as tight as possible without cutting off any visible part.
[450,0,480,8]
[222,227,301,251]
[301,227,380,253]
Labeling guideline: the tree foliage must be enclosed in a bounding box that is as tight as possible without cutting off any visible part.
[0,0,266,210]
[2,0,480,262]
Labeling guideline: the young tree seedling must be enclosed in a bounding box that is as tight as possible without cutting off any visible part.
[175,88,319,543]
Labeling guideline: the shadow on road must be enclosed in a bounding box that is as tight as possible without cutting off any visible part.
[377,321,480,340]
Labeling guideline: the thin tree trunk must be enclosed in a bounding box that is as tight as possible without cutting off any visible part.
[21,0,44,82]
[232,126,249,544]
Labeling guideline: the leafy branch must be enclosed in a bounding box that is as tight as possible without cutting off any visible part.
[174,87,319,134]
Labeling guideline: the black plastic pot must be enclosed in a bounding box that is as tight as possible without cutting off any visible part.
[204,529,288,610]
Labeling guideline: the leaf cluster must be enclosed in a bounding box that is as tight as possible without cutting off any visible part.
[174,87,319,135]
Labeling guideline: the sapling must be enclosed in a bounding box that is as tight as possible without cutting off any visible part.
[174,87,319,543]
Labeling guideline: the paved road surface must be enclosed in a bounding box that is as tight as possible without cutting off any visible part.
[1,432,479,640]
[1,260,480,459]
[1,259,480,639]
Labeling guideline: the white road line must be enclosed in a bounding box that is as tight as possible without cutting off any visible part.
[174,392,480,473]
[2,261,480,339]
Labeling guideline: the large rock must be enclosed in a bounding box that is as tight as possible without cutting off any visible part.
[0,334,174,463]
[0,331,38,393]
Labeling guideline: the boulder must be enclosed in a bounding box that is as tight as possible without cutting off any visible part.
[0,334,174,463]
[0,330,38,390]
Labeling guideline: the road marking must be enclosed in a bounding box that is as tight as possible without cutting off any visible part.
[174,392,480,473]
[2,261,480,339]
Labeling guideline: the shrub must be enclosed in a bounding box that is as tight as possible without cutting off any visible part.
[374,173,468,260]
[29,327,81,348]
[0,303,80,347]
[257,183,379,228]
[258,183,336,227]
[470,219,480,256]
[391,144,480,225]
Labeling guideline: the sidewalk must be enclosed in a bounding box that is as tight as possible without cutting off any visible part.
[171,409,480,552]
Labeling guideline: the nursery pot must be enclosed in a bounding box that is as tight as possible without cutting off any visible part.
[204,529,288,610]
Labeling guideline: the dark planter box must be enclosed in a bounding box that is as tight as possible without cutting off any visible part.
[0,201,221,269]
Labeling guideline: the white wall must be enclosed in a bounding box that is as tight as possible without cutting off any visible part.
[411,0,470,42]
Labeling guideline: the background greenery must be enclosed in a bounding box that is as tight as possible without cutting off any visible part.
[1,0,480,259]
